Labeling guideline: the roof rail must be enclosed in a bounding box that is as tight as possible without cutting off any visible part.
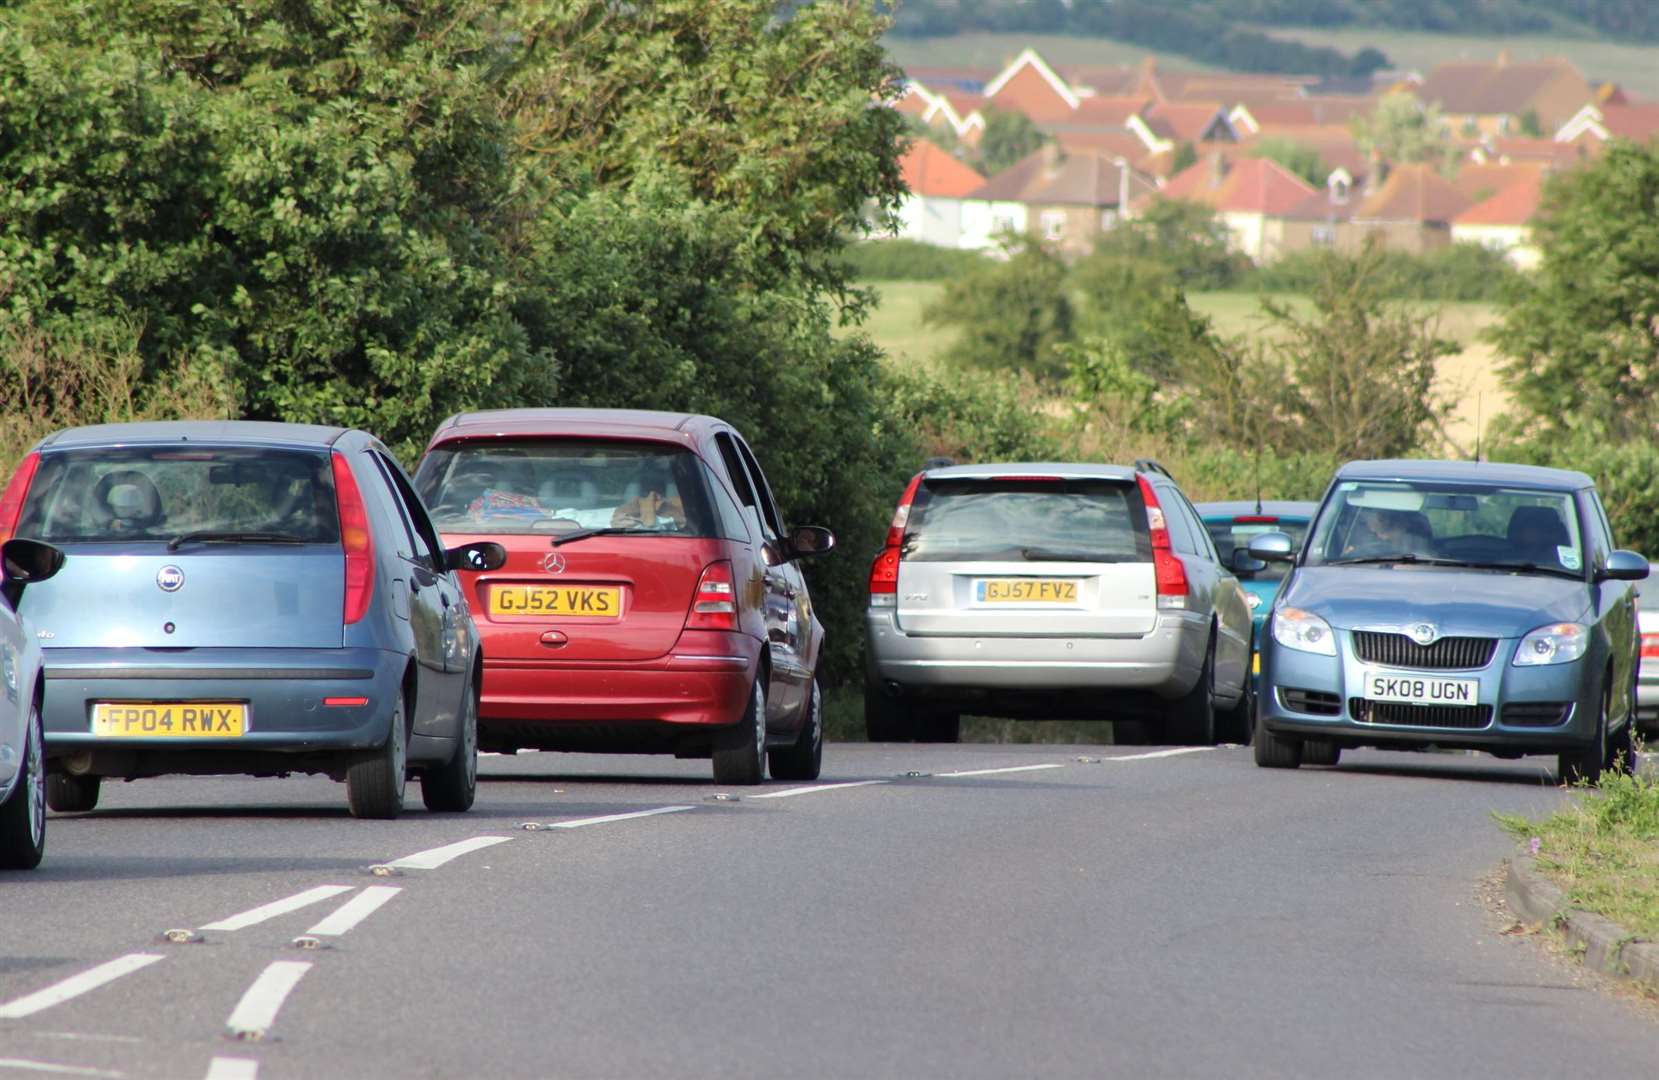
[1134,458,1175,480]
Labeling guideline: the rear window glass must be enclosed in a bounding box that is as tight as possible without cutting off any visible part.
[1206,518,1311,582]
[904,478,1150,563]
[19,447,339,544]
[414,440,721,538]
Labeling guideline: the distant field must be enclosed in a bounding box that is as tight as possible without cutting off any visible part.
[882,32,1219,75]
[853,280,1507,454]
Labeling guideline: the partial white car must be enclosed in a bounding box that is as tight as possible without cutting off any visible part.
[0,538,64,869]
[1638,579,1659,739]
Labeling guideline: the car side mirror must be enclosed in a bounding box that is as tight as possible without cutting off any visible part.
[1,538,64,609]
[1599,549,1649,582]
[445,541,507,573]
[1231,547,1267,574]
[786,526,836,560]
[1246,531,1296,563]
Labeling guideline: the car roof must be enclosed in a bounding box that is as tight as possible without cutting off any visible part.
[1195,500,1320,520]
[38,421,349,451]
[428,408,719,450]
[922,462,1141,482]
[1335,459,1592,491]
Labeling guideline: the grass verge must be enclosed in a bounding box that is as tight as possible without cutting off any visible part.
[1495,768,1659,939]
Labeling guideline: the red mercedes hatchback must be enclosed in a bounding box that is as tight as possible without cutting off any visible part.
[413,409,834,784]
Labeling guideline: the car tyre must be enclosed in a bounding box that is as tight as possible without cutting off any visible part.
[421,682,479,813]
[45,773,100,814]
[713,678,767,785]
[1165,636,1217,746]
[1559,679,1612,786]
[1216,672,1254,745]
[864,677,916,742]
[1301,739,1341,767]
[348,691,408,819]
[768,679,823,782]
[0,704,47,870]
[1253,704,1302,769]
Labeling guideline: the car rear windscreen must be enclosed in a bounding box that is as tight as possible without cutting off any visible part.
[415,440,722,538]
[18,447,339,544]
[1206,519,1311,582]
[904,478,1150,563]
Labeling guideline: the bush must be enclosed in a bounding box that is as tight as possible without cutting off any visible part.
[842,239,985,281]
[1488,427,1659,559]
[1248,244,1521,302]
[924,242,1074,379]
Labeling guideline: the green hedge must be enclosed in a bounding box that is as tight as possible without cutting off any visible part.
[1246,244,1522,303]
[841,239,986,281]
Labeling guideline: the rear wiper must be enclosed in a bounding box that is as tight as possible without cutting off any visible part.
[167,531,309,551]
[549,527,648,548]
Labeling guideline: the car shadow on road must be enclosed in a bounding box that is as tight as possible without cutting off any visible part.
[24,854,370,883]
[55,804,354,820]
[1325,759,1560,787]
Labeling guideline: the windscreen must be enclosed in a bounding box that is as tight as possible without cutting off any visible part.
[903,478,1150,563]
[1207,518,1311,583]
[18,447,339,544]
[1304,480,1585,577]
[415,439,720,538]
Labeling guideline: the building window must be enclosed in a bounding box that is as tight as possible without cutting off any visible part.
[1040,210,1066,241]
[1312,226,1334,247]
[1100,209,1119,231]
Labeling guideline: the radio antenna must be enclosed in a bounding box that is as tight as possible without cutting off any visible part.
[1474,393,1482,462]
[1253,443,1263,515]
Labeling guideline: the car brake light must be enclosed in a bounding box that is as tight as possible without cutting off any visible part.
[870,472,924,606]
[1136,475,1189,610]
[687,560,738,631]
[0,452,40,546]
[1642,633,1659,659]
[331,452,375,625]
[1234,515,1279,524]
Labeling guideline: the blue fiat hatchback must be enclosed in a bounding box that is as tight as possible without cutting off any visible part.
[1250,460,1646,781]
[1,422,502,818]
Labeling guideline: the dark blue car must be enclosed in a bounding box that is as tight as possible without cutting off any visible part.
[1250,460,1646,780]
[5,422,503,818]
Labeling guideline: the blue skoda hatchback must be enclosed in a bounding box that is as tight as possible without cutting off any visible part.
[1251,461,1646,781]
[1,422,502,818]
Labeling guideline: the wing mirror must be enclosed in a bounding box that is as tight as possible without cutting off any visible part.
[1230,547,1267,574]
[1246,531,1296,563]
[763,526,837,566]
[1,538,65,609]
[445,541,507,573]
[1599,549,1649,582]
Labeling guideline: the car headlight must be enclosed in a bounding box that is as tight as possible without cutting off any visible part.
[1513,622,1589,666]
[1273,607,1336,656]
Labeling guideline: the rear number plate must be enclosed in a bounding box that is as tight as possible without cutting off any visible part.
[975,579,1078,604]
[93,703,246,737]
[490,585,621,618]
[1363,673,1479,707]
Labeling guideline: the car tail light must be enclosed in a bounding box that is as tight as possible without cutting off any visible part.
[1642,633,1659,659]
[331,452,375,625]
[869,472,924,606]
[687,560,738,631]
[0,452,40,546]
[1234,515,1278,524]
[1136,475,1189,610]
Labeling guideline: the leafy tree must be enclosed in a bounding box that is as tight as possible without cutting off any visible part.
[1516,108,1544,137]
[1171,141,1198,175]
[1247,137,1328,186]
[1093,199,1247,290]
[976,108,1050,175]
[1489,141,1659,438]
[1351,92,1459,173]
[924,242,1074,378]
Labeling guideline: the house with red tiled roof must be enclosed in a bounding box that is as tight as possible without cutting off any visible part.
[1414,55,1594,137]
[1451,161,1547,204]
[959,145,1159,257]
[1468,136,1588,168]
[1346,163,1473,253]
[892,139,988,247]
[1143,155,1317,262]
[1555,102,1659,147]
[1230,97,1377,136]
[1451,173,1546,269]
[980,48,1081,124]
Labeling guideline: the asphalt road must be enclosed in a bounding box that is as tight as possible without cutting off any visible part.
[1,743,1655,1080]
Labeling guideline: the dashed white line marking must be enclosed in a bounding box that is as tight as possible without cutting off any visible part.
[386,835,513,870]
[225,961,311,1040]
[546,806,695,828]
[932,763,1068,778]
[748,781,891,800]
[200,885,355,932]
[306,886,400,937]
[1106,747,1216,761]
[203,1057,258,1080]
[0,955,166,1020]
[0,1060,123,1078]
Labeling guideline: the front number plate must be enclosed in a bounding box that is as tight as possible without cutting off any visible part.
[490,585,622,618]
[975,579,1079,604]
[93,703,246,737]
[1363,673,1479,707]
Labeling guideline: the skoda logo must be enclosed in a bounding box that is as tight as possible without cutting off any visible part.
[541,552,567,575]
[156,565,185,593]
[1408,622,1438,646]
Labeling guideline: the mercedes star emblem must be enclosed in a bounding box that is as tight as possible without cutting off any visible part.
[542,552,567,575]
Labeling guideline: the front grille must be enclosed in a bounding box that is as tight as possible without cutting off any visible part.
[1502,702,1574,728]
[1351,631,1497,670]
[1278,688,1342,716]
[1349,698,1493,729]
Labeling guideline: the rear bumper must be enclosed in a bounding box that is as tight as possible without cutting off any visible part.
[41,646,406,758]
[1637,668,1659,731]
[865,608,1205,698]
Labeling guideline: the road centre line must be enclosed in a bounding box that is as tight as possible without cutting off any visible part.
[932,764,1068,778]
[200,885,355,932]
[203,1058,258,1080]
[386,835,512,870]
[225,961,311,1040]
[305,886,401,937]
[1105,747,1216,761]
[748,781,890,800]
[0,955,166,1021]
[545,806,695,828]
[0,1060,123,1078]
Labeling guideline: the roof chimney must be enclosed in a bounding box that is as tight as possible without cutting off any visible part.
[1208,150,1225,189]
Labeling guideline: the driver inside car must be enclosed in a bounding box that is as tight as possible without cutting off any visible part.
[1342,508,1432,559]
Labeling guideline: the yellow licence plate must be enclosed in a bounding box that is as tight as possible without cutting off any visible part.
[490,585,622,618]
[93,702,246,738]
[976,579,1079,604]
